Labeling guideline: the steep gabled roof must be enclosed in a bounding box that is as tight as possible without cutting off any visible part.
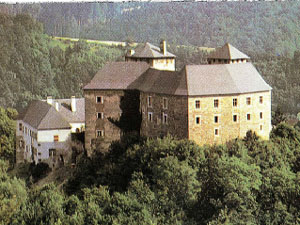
[83,62,150,90]
[18,100,71,130]
[126,42,175,58]
[208,43,250,60]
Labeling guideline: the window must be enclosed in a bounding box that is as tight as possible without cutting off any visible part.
[163,98,168,109]
[148,112,153,122]
[247,114,251,121]
[49,149,56,157]
[148,96,153,107]
[96,96,103,103]
[97,112,104,119]
[96,130,104,137]
[259,96,263,104]
[38,159,42,163]
[214,99,219,108]
[246,97,251,105]
[54,135,59,142]
[38,152,41,156]
[19,123,22,131]
[195,100,200,109]
[214,116,219,123]
[233,114,238,122]
[162,113,168,124]
[260,112,263,119]
[196,116,201,125]
[233,98,237,107]
[214,128,219,136]
[260,125,263,131]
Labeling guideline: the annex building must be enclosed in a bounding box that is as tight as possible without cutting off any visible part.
[16,96,85,166]
[84,41,272,154]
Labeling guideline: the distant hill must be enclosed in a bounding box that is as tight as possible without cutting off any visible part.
[1,2,300,56]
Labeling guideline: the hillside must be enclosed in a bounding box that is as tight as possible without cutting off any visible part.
[1,2,300,56]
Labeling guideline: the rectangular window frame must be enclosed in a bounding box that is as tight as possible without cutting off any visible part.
[97,112,104,119]
[233,114,238,122]
[54,135,59,142]
[148,112,153,122]
[96,96,104,104]
[214,128,219,136]
[233,98,238,107]
[214,115,219,124]
[163,97,168,109]
[162,113,168,124]
[259,96,263,104]
[260,112,263,119]
[96,130,104,137]
[214,99,219,108]
[195,100,201,109]
[147,96,153,108]
[247,113,251,121]
[246,97,251,105]
[195,115,201,125]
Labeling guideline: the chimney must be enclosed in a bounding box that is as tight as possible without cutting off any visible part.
[71,96,76,112]
[160,40,167,55]
[55,102,59,111]
[46,96,53,105]
[129,49,135,56]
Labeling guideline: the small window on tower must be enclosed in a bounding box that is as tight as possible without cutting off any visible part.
[260,112,263,119]
[19,123,22,131]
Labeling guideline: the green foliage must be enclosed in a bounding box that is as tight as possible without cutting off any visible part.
[0,106,17,164]
[0,13,123,111]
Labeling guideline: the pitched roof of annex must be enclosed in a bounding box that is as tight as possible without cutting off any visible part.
[17,100,71,130]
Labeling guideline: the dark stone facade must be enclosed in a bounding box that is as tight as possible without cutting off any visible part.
[84,89,142,155]
[140,92,189,140]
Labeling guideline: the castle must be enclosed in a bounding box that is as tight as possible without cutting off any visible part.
[84,41,272,154]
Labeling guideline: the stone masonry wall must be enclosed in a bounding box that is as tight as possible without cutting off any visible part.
[140,92,188,139]
[84,90,124,155]
[84,89,142,155]
[188,91,271,146]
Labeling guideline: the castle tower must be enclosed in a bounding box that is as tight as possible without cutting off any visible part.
[207,43,250,64]
[125,40,176,71]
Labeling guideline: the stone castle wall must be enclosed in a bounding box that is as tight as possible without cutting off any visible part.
[188,90,271,145]
[140,92,188,140]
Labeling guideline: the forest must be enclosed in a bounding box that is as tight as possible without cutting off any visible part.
[1,2,300,224]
